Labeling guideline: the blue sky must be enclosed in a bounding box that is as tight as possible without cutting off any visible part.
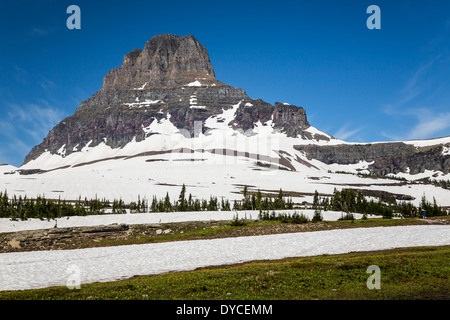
[0,0,449,167]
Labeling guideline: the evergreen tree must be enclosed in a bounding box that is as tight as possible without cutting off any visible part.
[164,192,172,212]
[241,186,252,210]
[256,189,262,210]
[285,197,294,209]
[312,209,323,222]
[208,196,218,211]
[331,189,342,211]
[313,190,319,209]
[321,197,330,211]
[432,197,439,216]
[178,184,187,211]
[188,193,193,211]
[193,198,201,211]
[201,199,208,211]
[259,197,268,210]
[232,200,241,211]
[273,188,285,210]
[221,198,231,211]
[151,196,158,212]
[251,194,256,210]
[243,186,248,199]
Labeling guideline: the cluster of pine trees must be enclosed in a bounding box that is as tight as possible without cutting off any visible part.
[258,210,310,224]
[0,191,116,220]
[148,184,230,212]
[232,186,293,211]
[313,188,448,218]
[0,185,232,220]
[0,183,447,221]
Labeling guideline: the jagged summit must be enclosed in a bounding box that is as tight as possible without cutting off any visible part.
[23,34,314,166]
[20,34,449,181]
[103,34,216,89]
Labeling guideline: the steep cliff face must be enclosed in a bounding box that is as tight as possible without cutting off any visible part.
[102,34,216,89]
[23,34,311,165]
[295,142,450,176]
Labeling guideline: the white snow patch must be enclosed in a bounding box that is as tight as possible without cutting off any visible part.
[190,105,206,109]
[442,146,450,156]
[402,136,450,148]
[56,145,66,157]
[304,126,335,141]
[0,225,448,291]
[388,169,446,182]
[134,82,149,90]
[186,80,202,87]
[81,140,93,152]
[327,160,374,175]
[354,136,450,147]
[189,94,206,109]
[125,99,162,108]
[0,164,18,175]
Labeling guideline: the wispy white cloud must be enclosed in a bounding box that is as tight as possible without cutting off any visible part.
[38,77,56,91]
[384,54,441,114]
[5,102,64,141]
[404,110,450,140]
[12,64,28,84]
[333,123,364,141]
[381,54,450,141]
[0,101,65,166]
[30,27,52,36]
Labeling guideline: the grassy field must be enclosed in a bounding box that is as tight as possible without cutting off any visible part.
[1,245,449,300]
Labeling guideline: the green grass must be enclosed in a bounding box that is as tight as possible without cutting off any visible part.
[2,246,449,300]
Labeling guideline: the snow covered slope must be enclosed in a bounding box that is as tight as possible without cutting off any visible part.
[19,101,344,172]
[1,99,447,207]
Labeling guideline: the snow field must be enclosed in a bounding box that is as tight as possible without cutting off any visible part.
[2,155,450,209]
[1,225,449,291]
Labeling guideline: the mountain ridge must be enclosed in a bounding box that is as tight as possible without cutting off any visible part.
[23,34,315,166]
[18,34,450,182]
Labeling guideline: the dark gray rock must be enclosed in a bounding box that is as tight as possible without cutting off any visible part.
[295,143,450,175]
[103,34,215,88]
[22,34,312,165]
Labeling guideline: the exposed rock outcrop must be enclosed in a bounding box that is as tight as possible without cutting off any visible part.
[295,143,450,176]
[23,34,311,165]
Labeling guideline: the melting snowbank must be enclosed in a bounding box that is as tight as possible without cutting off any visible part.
[0,225,448,291]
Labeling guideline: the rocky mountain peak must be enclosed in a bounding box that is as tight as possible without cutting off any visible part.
[22,34,313,166]
[103,34,216,89]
